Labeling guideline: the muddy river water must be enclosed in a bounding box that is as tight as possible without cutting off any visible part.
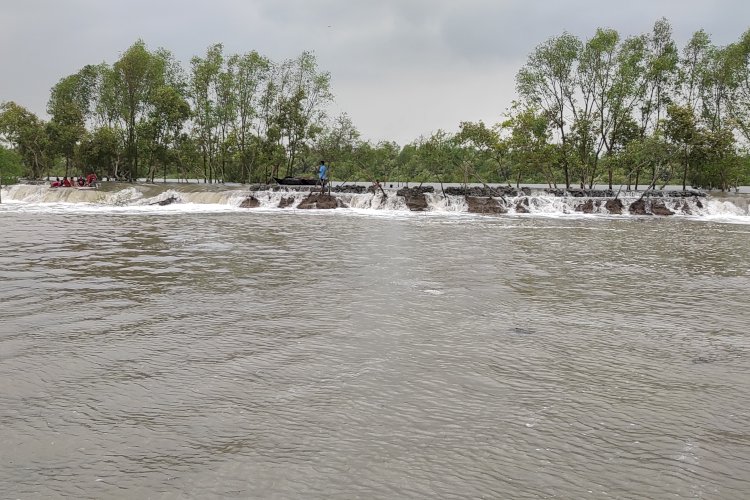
[1,196,749,498]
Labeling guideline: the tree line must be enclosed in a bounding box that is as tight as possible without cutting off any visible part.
[1,19,749,191]
[0,41,334,185]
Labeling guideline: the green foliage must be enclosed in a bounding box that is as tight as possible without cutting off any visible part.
[0,145,24,184]
[78,126,123,179]
[664,104,698,189]
[0,101,50,179]
[497,106,558,186]
[112,40,176,180]
[725,29,750,144]
[46,67,100,174]
[513,18,750,190]
[616,133,674,189]
[4,21,750,188]
[690,126,741,190]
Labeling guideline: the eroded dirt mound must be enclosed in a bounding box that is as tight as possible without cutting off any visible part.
[629,199,649,215]
[575,199,596,214]
[605,198,624,214]
[296,194,347,209]
[278,196,296,208]
[396,187,432,211]
[629,198,674,216]
[239,196,260,208]
[515,197,530,213]
[466,196,506,214]
[650,200,674,216]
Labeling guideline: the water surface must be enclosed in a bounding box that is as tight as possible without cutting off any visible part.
[1,210,749,498]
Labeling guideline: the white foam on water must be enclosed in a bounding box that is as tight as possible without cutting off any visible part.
[2,183,749,224]
[425,193,468,212]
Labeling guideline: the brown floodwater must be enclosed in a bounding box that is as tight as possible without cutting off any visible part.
[1,208,749,499]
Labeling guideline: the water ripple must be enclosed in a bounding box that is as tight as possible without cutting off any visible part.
[0,212,748,498]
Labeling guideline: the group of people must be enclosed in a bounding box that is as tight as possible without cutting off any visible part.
[50,173,97,188]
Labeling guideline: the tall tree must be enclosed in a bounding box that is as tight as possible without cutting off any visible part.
[47,66,98,175]
[112,40,169,181]
[273,52,333,176]
[229,51,271,182]
[700,44,733,133]
[574,28,621,187]
[143,85,190,182]
[639,18,679,136]
[517,32,581,187]
[725,29,750,145]
[678,30,712,115]
[189,43,224,182]
[599,37,645,189]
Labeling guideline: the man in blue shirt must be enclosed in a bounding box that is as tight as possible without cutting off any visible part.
[318,160,328,192]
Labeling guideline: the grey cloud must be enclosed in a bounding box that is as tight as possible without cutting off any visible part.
[1,0,749,144]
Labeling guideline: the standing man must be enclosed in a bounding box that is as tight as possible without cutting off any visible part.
[318,160,328,193]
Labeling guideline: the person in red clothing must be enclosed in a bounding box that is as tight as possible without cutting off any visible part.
[85,173,97,186]
[62,176,72,187]
[77,176,85,187]
[50,177,61,187]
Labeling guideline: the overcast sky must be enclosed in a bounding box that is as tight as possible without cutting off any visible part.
[1,0,748,144]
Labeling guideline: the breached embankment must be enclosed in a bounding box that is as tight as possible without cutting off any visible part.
[1,182,748,219]
[389,185,715,217]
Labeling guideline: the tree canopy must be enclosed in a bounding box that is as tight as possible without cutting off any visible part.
[1,20,749,191]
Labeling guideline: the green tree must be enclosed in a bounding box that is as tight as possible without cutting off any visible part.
[189,43,224,182]
[455,120,506,183]
[497,107,556,187]
[0,102,50,179]
[272,52,333,176]
[664,104,698,190]
[678,30,712,114]
[396,143,427,185]
[313,113,361,182]
[229,51,271,182]
[639,18,679,136]
[573,28,622,188]
[78,126,123,180]
[517,32,581,187]
[619,133,674,190]
[112,40,170,181]
[47,69,93,176]
[600,35,647,188]
[142,85,190,182]
[725,29,750,144]
[350,140,401,186]
[412,130,464,190]
[691,126,740,190]
[0,145,23,185]
[700,44,733,132]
